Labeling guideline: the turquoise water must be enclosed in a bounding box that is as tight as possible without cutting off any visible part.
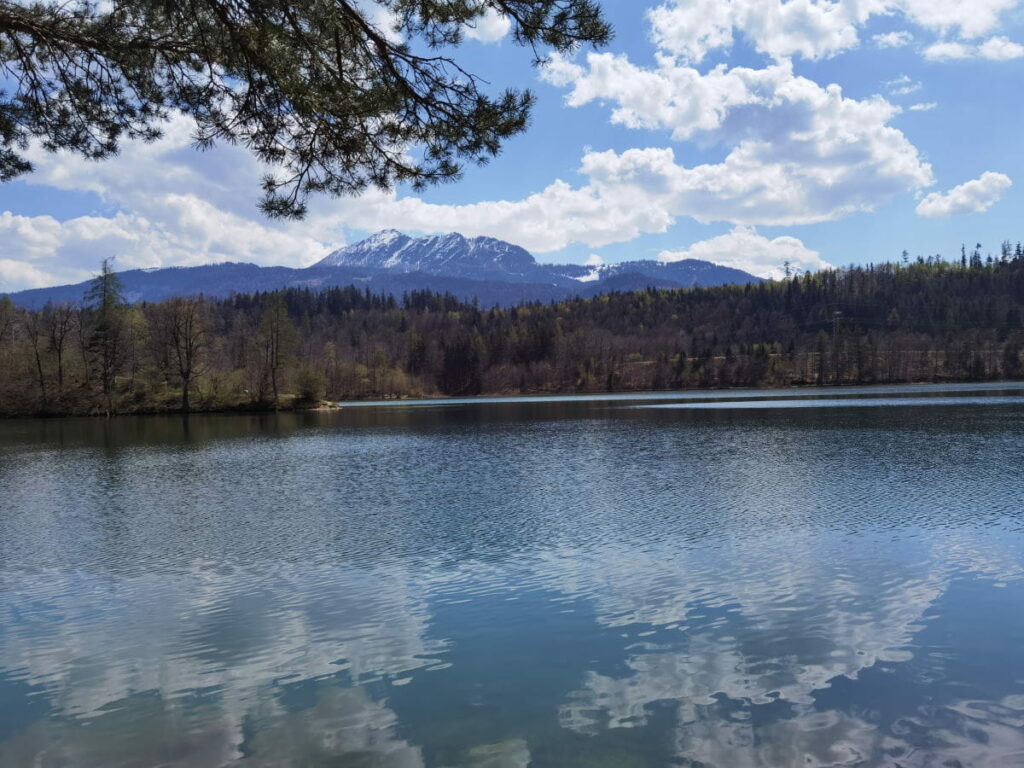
[2,382,1024,766]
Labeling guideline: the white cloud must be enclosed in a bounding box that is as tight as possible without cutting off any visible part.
[336,131,928,253]
[915,172,1012,217]
[923,40,974,59]
[658,225,832,278]
[463,7,512,42]
[909,101,937,111]
[335,168,677,253]
[646,0,1024,63]
[884,74,921,95]
[647,0,874,62]
[540,55,932,226]
[0,114,342,289]
[873,30,913,48]
[540,53,585,87]
[924,36,1024,59]
[979,35,1024,59]
[24,115,285,225]
[225,52,934,252]
[352,0,404,44]
[0,201,333,292]
[903,0,1019,40]
[584,253,604,266]
[0,211,65,262]
[645,0,743,63]
[0,258,57,290]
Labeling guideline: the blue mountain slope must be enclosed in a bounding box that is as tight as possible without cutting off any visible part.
[4,231,762,308]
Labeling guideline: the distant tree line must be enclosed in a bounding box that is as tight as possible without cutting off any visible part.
[3,244,1024,416]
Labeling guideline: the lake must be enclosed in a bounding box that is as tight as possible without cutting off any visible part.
[2,382,1024,767]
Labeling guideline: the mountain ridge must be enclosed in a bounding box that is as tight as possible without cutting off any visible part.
[4,230,762,307]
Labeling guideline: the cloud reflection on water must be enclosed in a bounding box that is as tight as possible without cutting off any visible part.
[1,389,1023,766]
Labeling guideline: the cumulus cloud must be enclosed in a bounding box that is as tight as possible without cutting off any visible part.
[12,48,931,264]
[646,0,870,62]
[0,258,57,290]
[340,129,928,252]
[540,55,932,224]
[915,172,1012,218]
[873,30,913,48]
[923,40,974,59]
[978,35,1024,59]
[0,114,345,290]
[352,0,404,44]
[658,225,832,279]
[647,0,1024,63]
[924,36,1024,59]
[7,118,682,285]
[0,204,333,290]
[463,6,512,42]
[0,197,334,292]
[646,0,1024,63]
[903,0,1020,40]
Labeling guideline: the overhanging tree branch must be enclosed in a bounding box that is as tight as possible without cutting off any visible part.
[0,0,610,217]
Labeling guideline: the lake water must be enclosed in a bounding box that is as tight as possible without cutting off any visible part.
[2,382,1024,767]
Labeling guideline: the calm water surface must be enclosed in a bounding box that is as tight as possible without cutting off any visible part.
[2,383,1024,767]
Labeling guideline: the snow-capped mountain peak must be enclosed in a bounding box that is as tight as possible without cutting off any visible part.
[315,230,540,281]
[311,230,762,292]
[7,230,762,307]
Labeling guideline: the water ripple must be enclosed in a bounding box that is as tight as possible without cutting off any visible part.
[1,384,1023,766]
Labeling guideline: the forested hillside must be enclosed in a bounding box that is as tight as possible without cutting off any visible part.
[2,246,1024,416]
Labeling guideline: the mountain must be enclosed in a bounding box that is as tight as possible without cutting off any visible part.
[551,258,763,290]
[4,231,761,308]
[317,230,547,283]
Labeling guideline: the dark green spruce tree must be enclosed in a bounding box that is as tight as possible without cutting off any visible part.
[84,258,127,415]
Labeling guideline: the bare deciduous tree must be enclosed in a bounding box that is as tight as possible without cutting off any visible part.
[156,296,209,411]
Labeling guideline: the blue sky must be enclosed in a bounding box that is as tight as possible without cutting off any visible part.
[3,0,1024,291]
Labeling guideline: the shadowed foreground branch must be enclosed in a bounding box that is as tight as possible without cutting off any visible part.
[0,0,610,216]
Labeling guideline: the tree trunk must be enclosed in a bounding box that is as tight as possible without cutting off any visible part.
[31,344,47,408]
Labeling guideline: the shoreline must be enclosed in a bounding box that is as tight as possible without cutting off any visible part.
[4,378,1023,420]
